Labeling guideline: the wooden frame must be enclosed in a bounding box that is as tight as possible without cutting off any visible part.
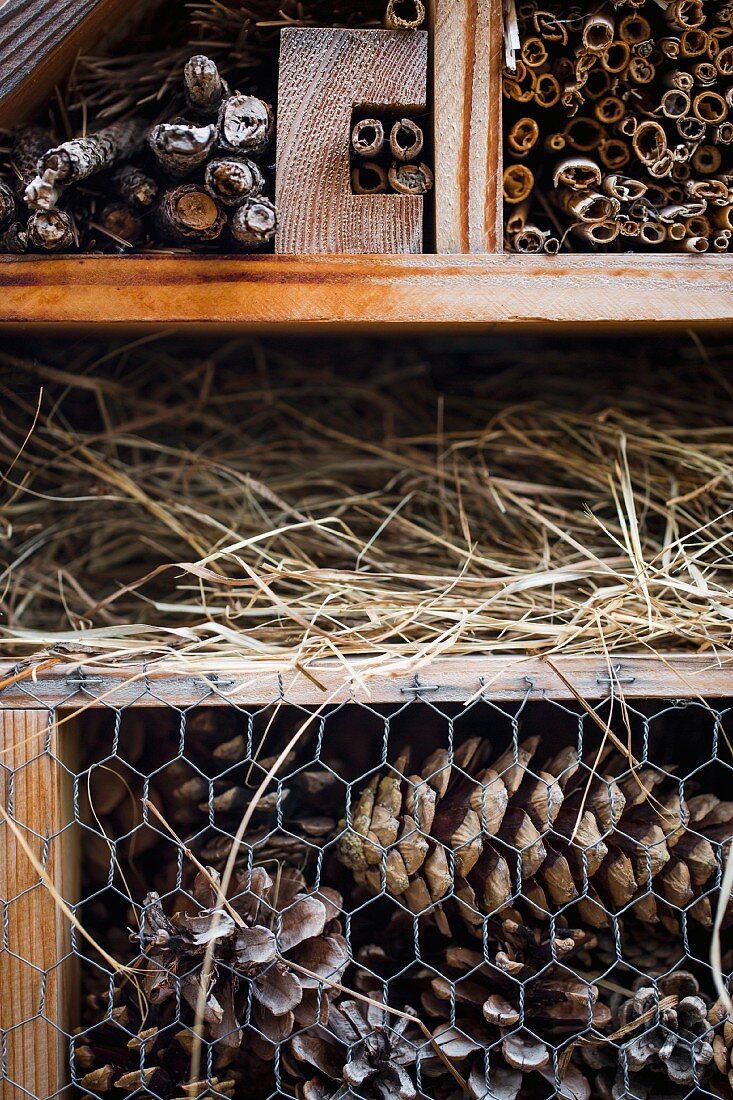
[0,254,730,328]
[0,651,732,1096]
[0,0,729,327]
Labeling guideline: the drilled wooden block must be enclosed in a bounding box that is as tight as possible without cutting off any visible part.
[276,28,428,255]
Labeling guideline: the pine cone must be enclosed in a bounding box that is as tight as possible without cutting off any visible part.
[335,735,733,934]
[422,913,611,1037]
[283,992,420,1100]
[604,972,714,1092]
[75,987,268,1098]
[709,995,733,1097]
[139,864,347,1057]
[164,711,340,872]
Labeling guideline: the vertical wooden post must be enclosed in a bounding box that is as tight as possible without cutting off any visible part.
[0,709,76,1100]
[432,0,504,253]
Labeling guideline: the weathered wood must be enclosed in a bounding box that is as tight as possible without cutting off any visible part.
[0,709,76,1099]
[0,254,730,326]
[0,655,731,708]
[0,0,143,128]
[276,29,428,254]
[432,0,504,252]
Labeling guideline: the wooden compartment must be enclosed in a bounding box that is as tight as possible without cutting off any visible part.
[0,0,729,328]
[2,653,733,1097]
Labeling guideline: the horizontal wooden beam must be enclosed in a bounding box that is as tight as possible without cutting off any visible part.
[0,255,730,327]
[0,654,731,708]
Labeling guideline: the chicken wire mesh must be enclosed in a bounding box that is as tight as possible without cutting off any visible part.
[3,674,733,1100]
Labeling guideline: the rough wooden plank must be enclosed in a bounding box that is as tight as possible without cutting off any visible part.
[276,29,428,254]
[0,0,143,128]
[0,655,731,708]
[0,254,730,326]
[432,0,503,252]
[0,709,76,1099]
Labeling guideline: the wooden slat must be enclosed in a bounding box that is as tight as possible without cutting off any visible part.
[0,254,730,326]
[0,0,143,128]
[0,709,75,1100]
[0,654,731,708]
[276,29,428,254]
[432,0,503,252]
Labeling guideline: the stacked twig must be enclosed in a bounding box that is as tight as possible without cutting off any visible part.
[0,58,276,253]
[503,0,733,253]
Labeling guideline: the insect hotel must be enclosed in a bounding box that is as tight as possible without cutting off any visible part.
[0,3,732,1100]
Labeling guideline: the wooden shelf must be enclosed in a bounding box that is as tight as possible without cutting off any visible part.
[0,253,730,328]
[1,653,731,707]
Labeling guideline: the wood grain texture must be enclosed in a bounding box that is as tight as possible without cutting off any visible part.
[0,655,731,707]
[0,0,142,128]
[0,709,76,1099]
[276,29,428,254]
[432,0,503,252]
[0,254,730,326]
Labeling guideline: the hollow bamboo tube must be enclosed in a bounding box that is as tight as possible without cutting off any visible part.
[583,5,615,52]
[553,156,602,190]
[351,162,388,195]
[389,119,424,163]
[693,91,728,124]
[572,220,620,244]
[351,119,385,159]
[601,41,630,72]
[385,0,425,29]
[388,161,434,195]
[507,117,540,156]
[502,163,534,203]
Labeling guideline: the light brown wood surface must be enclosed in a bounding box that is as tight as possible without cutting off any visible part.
[276,29,428,254]
[0,254,730,326]
[0,709,76,1099]
[0,0,142,128]
[0,654,730,707]
[432,0,504,252]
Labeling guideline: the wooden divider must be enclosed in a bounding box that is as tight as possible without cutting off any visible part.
[0,710,77,1099]
[431,0,504,252]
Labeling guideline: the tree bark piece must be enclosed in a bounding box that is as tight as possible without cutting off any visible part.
[0,179,16,228]
[97,202,143,245]
[230,196,277,248]
[158,184,225,243]
[0,709,77,1100]
[148,122,216,177]
[25,119,145,208]
[205,158,264,207]
[276,29,427,254]
[184,54,229,116]
[11,126,52,190]
[26,208,75,250]
[217,95,273,154]
[114,165,158,209]
[433,0,503,252]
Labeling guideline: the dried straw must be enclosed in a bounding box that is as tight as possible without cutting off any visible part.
[1,334,733,672]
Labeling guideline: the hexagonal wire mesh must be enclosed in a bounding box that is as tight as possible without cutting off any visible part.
[2,673,733,1100]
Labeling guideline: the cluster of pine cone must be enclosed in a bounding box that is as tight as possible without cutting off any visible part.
[0,56,276,253]
[76,712,733,1100]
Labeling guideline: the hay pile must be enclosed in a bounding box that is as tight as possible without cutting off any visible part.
[1,334,733,671]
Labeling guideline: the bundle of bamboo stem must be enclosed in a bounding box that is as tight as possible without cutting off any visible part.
[503,0,733,253]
